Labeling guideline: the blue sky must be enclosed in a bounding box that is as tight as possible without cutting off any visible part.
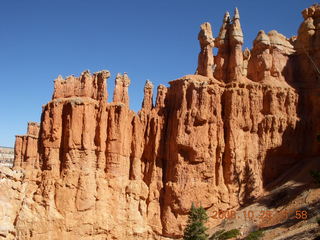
[0,0,316,147]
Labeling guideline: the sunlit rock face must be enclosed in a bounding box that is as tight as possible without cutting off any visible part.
[5,4,320,240]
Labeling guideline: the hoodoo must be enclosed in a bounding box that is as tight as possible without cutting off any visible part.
[0,4,319,240]
[196,22,215,78]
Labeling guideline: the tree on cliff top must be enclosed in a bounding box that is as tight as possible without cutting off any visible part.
[183,203,209,240]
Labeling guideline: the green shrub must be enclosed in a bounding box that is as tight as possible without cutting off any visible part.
[219,229,240,239]
[183,203,209,240]
[245,230,264,240]
[316,216,320,226]
[310,170,320,185]
[210,229,240,240]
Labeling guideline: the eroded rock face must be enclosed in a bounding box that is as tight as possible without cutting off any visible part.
[159,75,299,236]
[247,30,295,84]
[0,167,25,239]
[8,4,320,240]
[53,70,110,101]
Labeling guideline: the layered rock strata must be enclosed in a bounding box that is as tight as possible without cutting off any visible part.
[7,4,320,240]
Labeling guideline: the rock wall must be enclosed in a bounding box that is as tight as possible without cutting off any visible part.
[7,4,320,240]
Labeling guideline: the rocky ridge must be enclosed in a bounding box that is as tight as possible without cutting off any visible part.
[1,4,320,240]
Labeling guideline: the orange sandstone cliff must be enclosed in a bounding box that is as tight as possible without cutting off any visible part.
[1,4,320,240]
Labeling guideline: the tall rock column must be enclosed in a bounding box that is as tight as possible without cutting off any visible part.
[161,76,226,237]
[142,80,154,111]
[228,8,244,81]
[113,73,131,106]
[196,22,215,78]
[138,83,169,235]
[294,4,320,156]
[214,12,231,81]
[155,84,167,109]
[295,4,320,86]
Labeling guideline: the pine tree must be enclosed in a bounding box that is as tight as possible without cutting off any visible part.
[183,203,209,240]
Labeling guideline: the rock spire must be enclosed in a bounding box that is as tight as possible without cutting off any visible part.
[196,22,215,78]
[113,73,131,106]
[142,80,154,111]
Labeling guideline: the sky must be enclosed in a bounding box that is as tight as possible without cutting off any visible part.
[0,0,317,147]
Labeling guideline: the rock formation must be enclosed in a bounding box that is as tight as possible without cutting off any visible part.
[213,9,245,82]
[229,8,244,80]
[14,122,40,171]
[214,11,230,81]
[53,70,110,100]
[3,4,320,240]
[247,30,295,83]
[113,73,131,106]
[142,80,154,111]
[0,166,25,239]
[196,22,215,78]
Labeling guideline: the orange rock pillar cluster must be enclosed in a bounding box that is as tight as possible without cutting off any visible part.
[12,4,320,240]
[206,9,245,82]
